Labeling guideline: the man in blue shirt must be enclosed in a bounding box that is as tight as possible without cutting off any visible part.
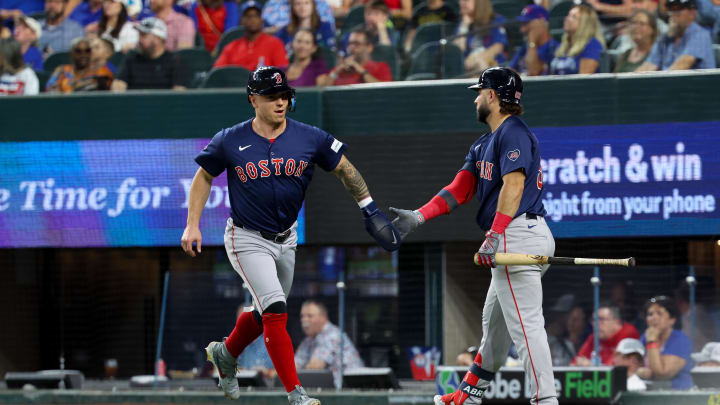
[510,5,559,76]
[68,0,103,27]
[38,0,85,55]
[636,0,715,70]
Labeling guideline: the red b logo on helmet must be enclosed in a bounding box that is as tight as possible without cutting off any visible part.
[272,72,282,84]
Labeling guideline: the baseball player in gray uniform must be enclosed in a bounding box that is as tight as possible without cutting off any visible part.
[181,67,400,405]
[391,67,558,405]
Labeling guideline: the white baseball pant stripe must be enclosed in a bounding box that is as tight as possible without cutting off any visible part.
[223,218,298,312]
[476,214,558,405]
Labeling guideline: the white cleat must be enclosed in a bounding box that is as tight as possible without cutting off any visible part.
[288,385,321,405]
[205,341,240,400]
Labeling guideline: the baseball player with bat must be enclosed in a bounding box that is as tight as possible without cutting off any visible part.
[181,66,400,405]
[391,67,558,405]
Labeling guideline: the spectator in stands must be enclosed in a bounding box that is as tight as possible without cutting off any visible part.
[190,0,239,54]
[0,1,44,24]
[550,4,605,74]
[0,37,39,95]
[295,300,364,388]
[572,303,640,366]
[90,36,116,72]
[88,0,138,53]
[545,294,577,366]
[403,0,458,53]
[455,0,507,72]
[456,346,478,366]
[636,0,716,70]
[510,4,558,75]
[610,0,668,56]
[675,284,716,351]
[276,0,335,53]
[385,0,412,21]
[38,0,85,56]
[283,28,328,86]
[46,37,113,92]
[317,27,391,85]
[326,0,352,19]
[213,1,288,71]
[149,0,195,50]
[567,305,593,352]
[696,0,720,41]
[339,0,399,52]
[692,342,720,366]
[637,295,694,390]
[69,0,102,27]
[111,17,189,91]
[13,16,43,71]
[613,338,647,391]
[614,11,658,71]
[262,0,335,35]
[585,0,634,34]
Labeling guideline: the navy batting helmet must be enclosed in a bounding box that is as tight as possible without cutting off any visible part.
[247,66,296,111]
[468,67,522,105]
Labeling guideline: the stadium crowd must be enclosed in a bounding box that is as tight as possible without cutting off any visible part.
[0,0,718,94]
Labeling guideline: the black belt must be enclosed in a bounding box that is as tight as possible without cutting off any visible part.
[233,220,292,243]
[526,213,540,220]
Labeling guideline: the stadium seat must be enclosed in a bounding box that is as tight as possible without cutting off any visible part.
[213,26,245,58]
[372,44,399,80]
[598,50,611,73]
[407,42,464,79]
[317,46,338,70]
[343,5,366,35]
[714,44,720,66]
[201,66,251,88]
[109,51,125,71]
[44,51,71,74]
[549,1,573,31]
[409,22,456,53]
[34,70,50,92]
[404,72,437,80]
[175,48,213,88]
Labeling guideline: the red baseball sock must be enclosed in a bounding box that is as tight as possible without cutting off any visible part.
[262,312,301,392]
[224,311,263,358]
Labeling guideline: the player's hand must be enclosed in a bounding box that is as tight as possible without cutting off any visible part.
[361,202,401,251]
[476,230,500,268]
[433,385,484,404]
[181,226,203,257]
[389,207,424,240]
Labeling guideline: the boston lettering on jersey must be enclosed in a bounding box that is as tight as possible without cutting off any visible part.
[464,116,546,230]
[195,118,346,234]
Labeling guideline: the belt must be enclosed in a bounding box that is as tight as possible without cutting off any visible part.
[233,220,292,244]
[525,213,541,220]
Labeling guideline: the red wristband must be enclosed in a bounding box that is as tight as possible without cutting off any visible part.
[490,212,513,234]
[646,342,660,350]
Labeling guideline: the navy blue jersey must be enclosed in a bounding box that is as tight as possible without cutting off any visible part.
[195,118,347,233]
[464,115,546,230]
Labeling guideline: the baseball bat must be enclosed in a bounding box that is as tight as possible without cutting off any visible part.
[473,253,636,267]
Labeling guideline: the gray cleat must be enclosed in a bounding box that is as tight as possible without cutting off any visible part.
[205,341,240,400]
[288,385,321,405]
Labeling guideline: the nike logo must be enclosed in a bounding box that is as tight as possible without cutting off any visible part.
[238,145,252,151]
[528,225,536,229]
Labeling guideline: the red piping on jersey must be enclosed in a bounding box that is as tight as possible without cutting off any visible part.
[418,169,477,221]
[232,225,263,312]
[504,233,540,405]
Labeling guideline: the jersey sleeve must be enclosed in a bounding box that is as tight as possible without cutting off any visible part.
[313,129,347,171]
[463,142,481,177]
[664,331,692,362]
[497,126,533,177]
[194,129,227,176]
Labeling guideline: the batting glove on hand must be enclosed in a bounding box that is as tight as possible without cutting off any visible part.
[389,207,424,240]
[361,201,401,252]
[476,230,501,268]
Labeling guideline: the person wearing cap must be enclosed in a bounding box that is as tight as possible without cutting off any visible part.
[572,304,640,366]
[68,0,103,27]
[510,5,558,76]
[46,36,113,92]
[636,0,715,71]
[189,0,240,53]
[213,1,288,70]
[111,17,189,91]
[92,0,138,53]
[452,0,507,73]
[38,0,86,56]
[613,338,647,391]
[636,295,694,390]
[692,342,720,367]
[13,15,43,71]
[550,4,605,75]
[149,0,195,51]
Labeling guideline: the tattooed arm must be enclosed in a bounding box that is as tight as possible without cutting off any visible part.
[332,155,371,202]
